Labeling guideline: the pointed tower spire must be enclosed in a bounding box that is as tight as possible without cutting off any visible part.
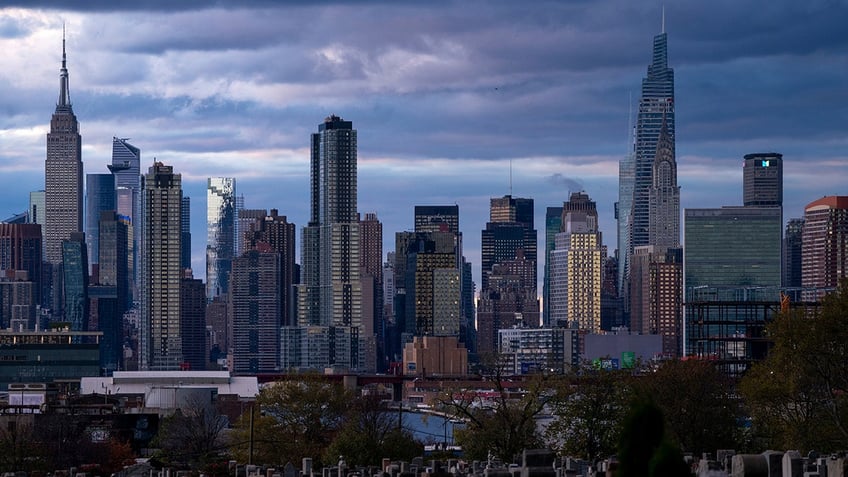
[57,24,71,110]
[662,5,666,34]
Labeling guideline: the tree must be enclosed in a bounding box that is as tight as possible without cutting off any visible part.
[154,396,229,468]
[324,394,421,466]
[544,367,631,462]
[633,359,742,455]
[231,377,353,467]
[616,399,665,477]
[441,371,549,463]
[740,282,848,451]
[0,416,40,472]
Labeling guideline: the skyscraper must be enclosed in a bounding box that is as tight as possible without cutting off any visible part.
[0,223,43,306]
[415,205,459,234]
[242,210,297,326]
[783,218,804,288]
[549,192,598,328]
[62,232,89,332]
[109,137,141,298]
[139,162,183,371]
[631,29,675,254]
[359,212,382,372]
[481,195,537,292]
[181,197,192,271]
[231,250,281,374]
[801,196,848,301]
[206,177,236,300]
[297,115,362,368]
[684,207,782,291]
[97,210,129,313]
[743,153,783,207]
[180,271,207,371]
[85,173,116,277]
[45,35,83,266]
[647,116,680,248]
[543,206,562,326]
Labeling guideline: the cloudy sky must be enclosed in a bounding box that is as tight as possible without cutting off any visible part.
[1,1,846,289]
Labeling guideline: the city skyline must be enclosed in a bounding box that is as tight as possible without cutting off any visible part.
[0,2,846,291]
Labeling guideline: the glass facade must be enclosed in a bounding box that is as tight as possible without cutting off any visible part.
[206,177,236,300]
[62,233,89,332]
[684,207,782,291]
[85,173,115,273]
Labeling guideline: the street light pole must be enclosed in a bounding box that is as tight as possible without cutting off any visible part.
[248,403,254,466]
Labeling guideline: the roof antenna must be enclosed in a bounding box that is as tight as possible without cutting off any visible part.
[662,5,666,34]
[509,159,513,196]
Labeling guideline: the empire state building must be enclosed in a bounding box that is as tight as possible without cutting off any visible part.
[45,34,83,265]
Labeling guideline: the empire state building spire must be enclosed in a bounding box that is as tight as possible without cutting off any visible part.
[57,25,72,112]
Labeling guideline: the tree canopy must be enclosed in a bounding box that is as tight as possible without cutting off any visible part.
[740,281,848,452]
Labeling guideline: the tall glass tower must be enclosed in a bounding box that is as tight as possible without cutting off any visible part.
[206,177,236,300]
[631,31,675,252]
[109,137,141,300]
[85,173,116,276]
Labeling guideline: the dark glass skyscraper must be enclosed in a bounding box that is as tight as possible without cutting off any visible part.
[62,232,89,332]
[631,31,675,252]
[85,173,116,276]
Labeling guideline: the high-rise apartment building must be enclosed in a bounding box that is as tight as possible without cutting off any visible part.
[359,212,382,372]
[231,250,281,374]
[743,153,783,207]
[548,192,603,330]
[0,224,43,307]
[629,245,682,357]
[85,173,116,277]
[181,197,192,271]
[297,115,362,368]
[242,210,297,326]
[477,256,539,356]
[45,37,83,266]
[139,162,183,371]
[631,30,675,253]
[801,196,848,301]
[207,177,236,300]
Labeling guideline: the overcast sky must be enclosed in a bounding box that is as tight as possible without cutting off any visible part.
[1,1,846,289]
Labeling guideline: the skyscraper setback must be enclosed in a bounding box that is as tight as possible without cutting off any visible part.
[297,115,362,368]
[45,35,83,266]
[629,29,677,255]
